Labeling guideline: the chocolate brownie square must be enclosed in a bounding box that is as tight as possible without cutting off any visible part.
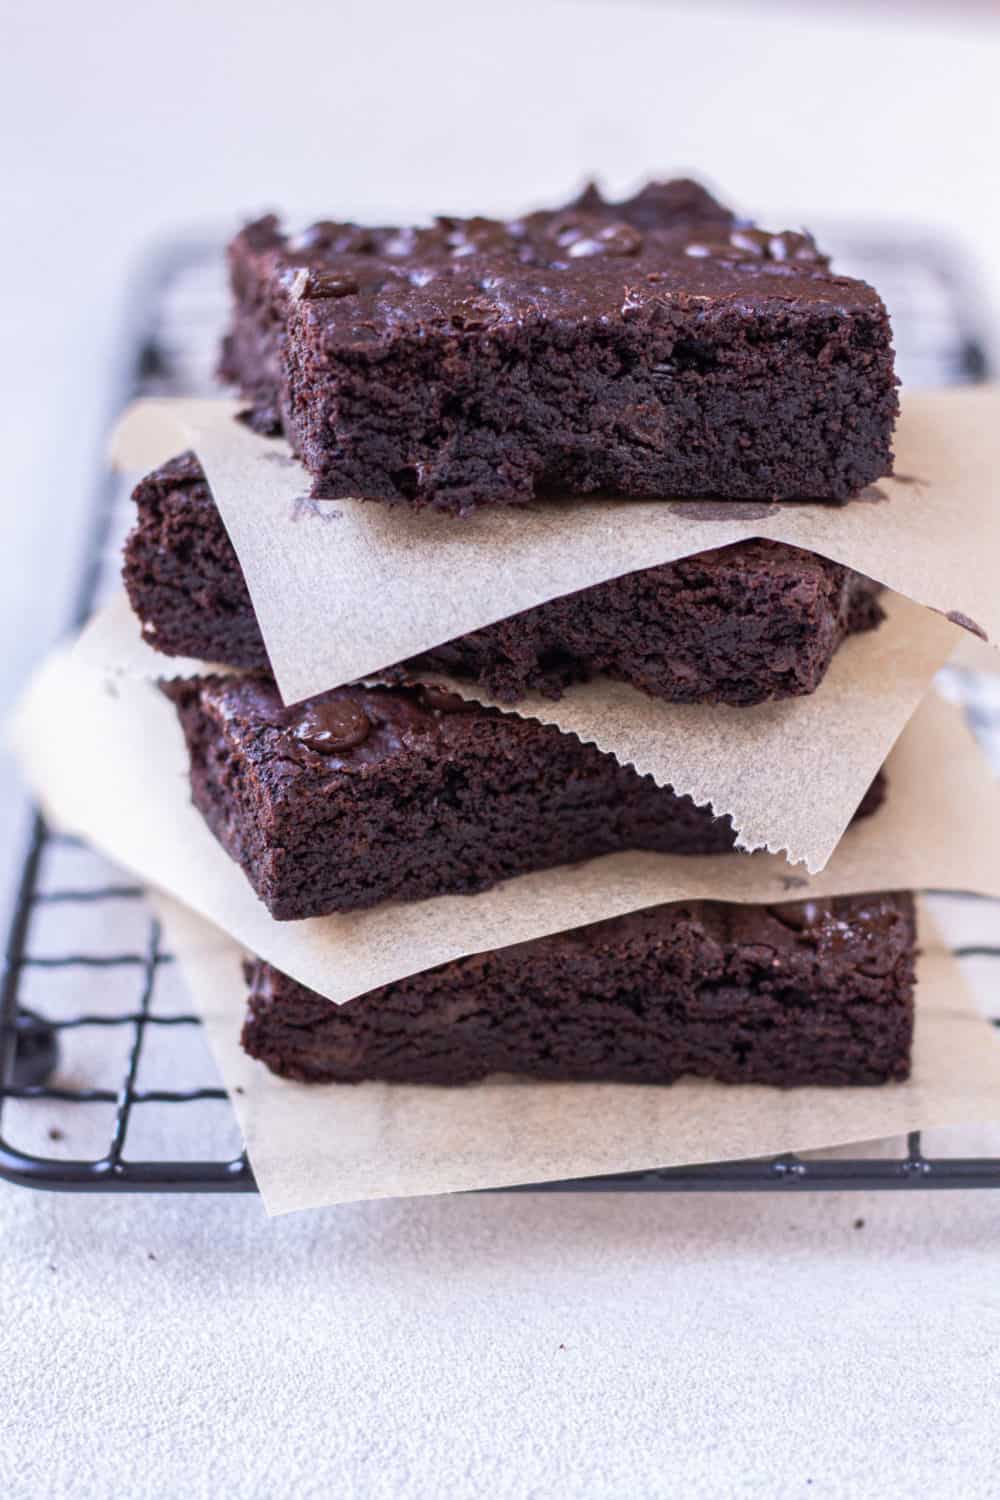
[126,452,884,706]
[163,674,886,921]
[221,178,897,513]
[241,893,917,1086]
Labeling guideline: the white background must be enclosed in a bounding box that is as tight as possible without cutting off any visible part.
[3,2,1000,1495]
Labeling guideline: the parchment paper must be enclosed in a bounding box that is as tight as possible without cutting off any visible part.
[10,629,1000,1008]
[153,892,1000,1215]
[80,590,958,871]
[110,385,1000,716]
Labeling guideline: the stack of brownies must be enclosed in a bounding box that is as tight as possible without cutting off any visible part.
[122,178,916,1090]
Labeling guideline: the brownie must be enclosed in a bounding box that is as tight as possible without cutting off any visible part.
[241,892,917,1087]
[164,674,887,921]
[126,452,884,706]
[221,178,897,514]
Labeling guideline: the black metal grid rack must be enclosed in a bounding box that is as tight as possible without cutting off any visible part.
[3,230,1000,1196]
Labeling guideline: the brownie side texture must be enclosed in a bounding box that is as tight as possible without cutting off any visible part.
[122,453,272,671]
[127,453,885,705]
[241,892,917,1087]
[163,675,887,921]
[404,545,885,705]
[222,179,897,513]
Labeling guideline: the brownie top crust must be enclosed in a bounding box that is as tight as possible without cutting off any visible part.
[182,674,487,777]
[233,178,885,348]
[248,891,917,1005]
[480,891,915,972]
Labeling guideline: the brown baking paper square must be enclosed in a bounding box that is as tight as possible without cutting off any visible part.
[152,892,1000,1214]
[9,625,1000,1009]
[110,385,1000,713]
[79,589,958,872]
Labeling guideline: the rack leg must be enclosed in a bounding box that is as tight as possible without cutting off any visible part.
[12,1012,60,1089]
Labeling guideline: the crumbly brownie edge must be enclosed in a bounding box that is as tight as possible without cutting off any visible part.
[241,893,917,1087]
[123,453,272,670]
[161,677,283,906]
[284,303,897,513]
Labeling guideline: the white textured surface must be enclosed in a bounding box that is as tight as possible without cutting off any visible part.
[3,1178,1000,1498]
[4,3,1000,1495]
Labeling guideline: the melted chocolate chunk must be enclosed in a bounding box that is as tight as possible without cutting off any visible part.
[291,269,360,301]
[770,898,822,932]
[291,699,371,752]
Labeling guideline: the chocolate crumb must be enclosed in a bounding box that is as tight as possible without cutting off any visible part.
[289,495,340,523]
[947,610,988,642]
[669,499,779,523]
[853,1218,865,1230]
[47,1126,64,1142]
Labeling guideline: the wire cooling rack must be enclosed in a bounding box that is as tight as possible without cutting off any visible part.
[2,230,1000,1196]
